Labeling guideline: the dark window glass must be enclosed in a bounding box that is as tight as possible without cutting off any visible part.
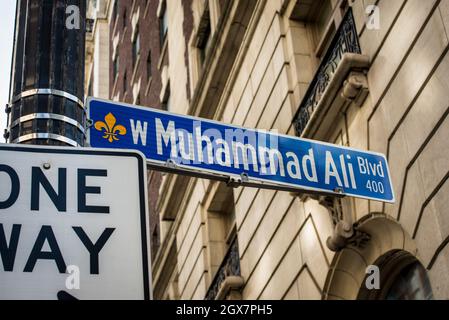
[124,71,127,93]
[162,86,170,111]
[358,251,434,300]
[147,51,152,80]
[113,55,119,81]
[198,23,211,65]
[386,262,434,300]
[197,7,212,65]
[113,0,119,24]
[132,26,140,68]
[123,8,127,29]
[159,3,168,46]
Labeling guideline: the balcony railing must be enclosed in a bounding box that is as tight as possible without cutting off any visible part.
[292,8,361,136]
[205,238,241,300]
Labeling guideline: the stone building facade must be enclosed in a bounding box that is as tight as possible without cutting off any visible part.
[150,0,449,300]
[87,0,449,300]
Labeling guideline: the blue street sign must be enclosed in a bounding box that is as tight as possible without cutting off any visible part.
[87,98,395,203]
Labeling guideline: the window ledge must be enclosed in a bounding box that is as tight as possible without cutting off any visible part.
[157,173,191,221]
[300,53,370,140]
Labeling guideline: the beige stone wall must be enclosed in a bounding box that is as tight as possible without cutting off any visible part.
[166,0,191,115]
[85,0,110,100]
[93,20,111,99]
[154,0,449,300]
[356,0,449,298]
[218,0,334,300]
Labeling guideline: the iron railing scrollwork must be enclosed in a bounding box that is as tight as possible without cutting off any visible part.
[205,238,241,300]
[292,8,361,136]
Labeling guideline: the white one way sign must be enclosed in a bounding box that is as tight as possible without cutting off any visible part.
[0,144,151,300]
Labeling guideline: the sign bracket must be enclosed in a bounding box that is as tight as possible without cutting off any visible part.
[146,159,345,199]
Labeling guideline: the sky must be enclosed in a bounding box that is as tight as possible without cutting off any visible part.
[0,1,16,141]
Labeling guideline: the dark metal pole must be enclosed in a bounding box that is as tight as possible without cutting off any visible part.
[6,0,86,147]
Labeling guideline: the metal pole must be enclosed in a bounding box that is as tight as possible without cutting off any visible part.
[6,0,86,147]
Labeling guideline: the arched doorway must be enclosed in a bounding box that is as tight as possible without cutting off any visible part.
[323,214,434,300]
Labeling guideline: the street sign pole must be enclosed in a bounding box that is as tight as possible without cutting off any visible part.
[87,98,395,203]
[5,0,86,147]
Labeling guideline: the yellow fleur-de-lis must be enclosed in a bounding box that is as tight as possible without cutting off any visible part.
[94,113,127,143]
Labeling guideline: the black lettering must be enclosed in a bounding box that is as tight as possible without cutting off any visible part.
[0,224,21,271]
[77,169,110,214]
[24,225,66,273]
[0,165,20,209]
[73,227,115,274]
[31,167,67,212]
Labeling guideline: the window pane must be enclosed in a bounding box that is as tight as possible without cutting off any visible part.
[132,27,140,67]
[386,262,434,300]
[165,94,171,111]
[162,8,168,35]
[147,52,152,78]
[124,71,127,92]
[159,5,168,45]
[314,0,333,45]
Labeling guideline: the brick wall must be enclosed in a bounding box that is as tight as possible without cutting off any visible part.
[109,0,163,260]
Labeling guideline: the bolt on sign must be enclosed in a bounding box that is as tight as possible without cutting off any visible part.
[0,144,151,300]
[87,98,395,203]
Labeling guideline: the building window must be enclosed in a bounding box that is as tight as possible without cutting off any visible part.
[113,0,119,24]
[386,262,433,300]
[291,6,361,136]
[162,84,171,111]
[204,183,239,300]
[123,8,127,29]
[132,25,141,69]
[196,5,212,66]
[147,51,152,80]
[124,71,127,93]
[113,54,119,81]
[159,2,168,46]
[358,250,434,300]
[311,0,334,55]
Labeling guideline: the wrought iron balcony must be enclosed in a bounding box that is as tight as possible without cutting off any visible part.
[292,8,361,137]
[205,238,241,300]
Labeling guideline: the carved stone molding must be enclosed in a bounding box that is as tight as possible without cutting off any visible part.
[341,71,369,107]
[215,276,245,300]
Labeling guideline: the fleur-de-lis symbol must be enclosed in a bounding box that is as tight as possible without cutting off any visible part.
[94,113,127,143]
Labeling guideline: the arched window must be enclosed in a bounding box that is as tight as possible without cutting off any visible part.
[385,261,433,300]
[358,250,433,300]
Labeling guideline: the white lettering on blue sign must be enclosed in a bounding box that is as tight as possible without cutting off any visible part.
[87,98,395,203]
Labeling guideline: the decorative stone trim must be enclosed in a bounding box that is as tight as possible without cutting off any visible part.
[215,276,245,300]
[323,215,419,300]
[299,53,370,140]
